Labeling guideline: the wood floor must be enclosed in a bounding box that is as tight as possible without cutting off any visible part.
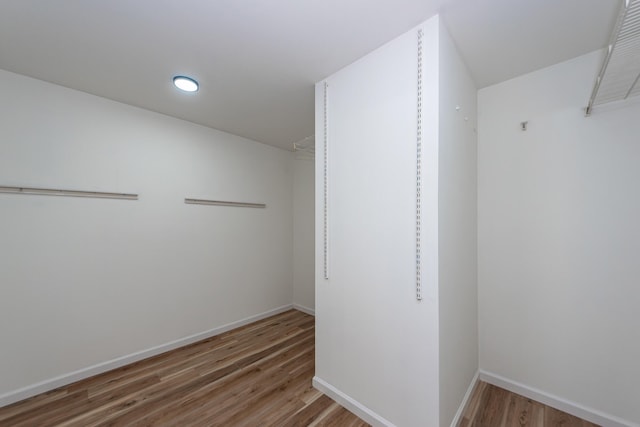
[459,381,601,427]
[0,309,604,427]
[0,309,369,427]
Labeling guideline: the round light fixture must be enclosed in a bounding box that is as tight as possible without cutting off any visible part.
[173,76,199,92]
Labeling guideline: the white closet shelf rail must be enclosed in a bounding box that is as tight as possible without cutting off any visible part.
[293,134,315,151]
[293,135,316,160]
[0,186,138,200]
[586,0,640,115]
[184,198,266,208]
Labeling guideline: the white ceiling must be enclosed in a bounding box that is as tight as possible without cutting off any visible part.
[442,0,619,88]
[0,0,621,150]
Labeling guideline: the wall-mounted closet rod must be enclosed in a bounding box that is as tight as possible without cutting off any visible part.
[0,186,138,200]
[184,198,266,208]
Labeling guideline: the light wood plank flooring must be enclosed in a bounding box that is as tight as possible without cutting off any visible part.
[0,309,369,426]
[459,381,601,427]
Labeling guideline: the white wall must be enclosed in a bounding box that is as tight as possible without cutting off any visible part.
[478,51,640,425]
[0,69,293,400]
[293,158,315,313]
[314,16,444,427]
[437,22,478,427]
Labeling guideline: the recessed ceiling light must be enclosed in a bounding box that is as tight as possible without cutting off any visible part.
[173,76,199,92]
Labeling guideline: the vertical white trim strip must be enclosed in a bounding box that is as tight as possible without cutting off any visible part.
[416,29,424,301]
[323,82,330,280]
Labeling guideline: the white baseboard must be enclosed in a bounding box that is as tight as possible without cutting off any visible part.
[479,370,638,427]
[292,303,315,316]
[449,370,480,427]
[312,376,396,427]
[0,304,295,409]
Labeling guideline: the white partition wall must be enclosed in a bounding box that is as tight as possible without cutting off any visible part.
[437,21,479,427]
[314,16,478,427]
